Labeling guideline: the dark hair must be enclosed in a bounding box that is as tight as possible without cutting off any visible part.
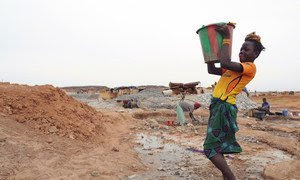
[248,40,265,57]
[262,97,267,101]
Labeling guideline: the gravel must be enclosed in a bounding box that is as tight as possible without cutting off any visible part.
[68,89,258,110]
[115,89,165,101]
[68,93,122,109]
[116,90,257,110]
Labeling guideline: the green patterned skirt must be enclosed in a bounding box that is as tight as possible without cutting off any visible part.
[203,98,242,158]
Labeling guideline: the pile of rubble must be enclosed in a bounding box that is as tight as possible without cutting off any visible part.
[116,89,164,101]
[235,94,258,110]
[169,82,199,95]
[178,93,257,110]
[115,89,175,109]
[115,89,257,110]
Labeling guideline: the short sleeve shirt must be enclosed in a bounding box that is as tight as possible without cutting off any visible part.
[262,102,270,109]
[212,62,256,104]
[178,101,194,113]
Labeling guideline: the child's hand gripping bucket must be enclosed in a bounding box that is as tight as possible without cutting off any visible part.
[196,22,235,63]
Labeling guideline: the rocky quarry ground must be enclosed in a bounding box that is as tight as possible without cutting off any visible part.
[0,82,299,180]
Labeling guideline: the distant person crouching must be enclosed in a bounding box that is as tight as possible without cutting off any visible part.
[176,100,201,125]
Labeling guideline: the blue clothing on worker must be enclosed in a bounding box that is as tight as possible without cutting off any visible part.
[242,87,249,97]
[262,102,270,110]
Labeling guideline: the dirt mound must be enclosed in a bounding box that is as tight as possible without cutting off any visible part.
[0,83,105,140]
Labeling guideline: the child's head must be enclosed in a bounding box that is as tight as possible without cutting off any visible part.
[239,32,265,62]
[262,98,267,102]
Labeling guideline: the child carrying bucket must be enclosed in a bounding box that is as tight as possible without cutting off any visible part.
[198,24,265,179]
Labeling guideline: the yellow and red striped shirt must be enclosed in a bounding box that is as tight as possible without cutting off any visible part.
[212,62,256,104]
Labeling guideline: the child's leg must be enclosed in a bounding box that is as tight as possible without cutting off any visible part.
[209,153,236,180]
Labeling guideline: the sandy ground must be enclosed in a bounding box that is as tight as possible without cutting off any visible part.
[127,109,300,180]
[1,84,299,179]
[0,112,144,180]
[251,93,300,111]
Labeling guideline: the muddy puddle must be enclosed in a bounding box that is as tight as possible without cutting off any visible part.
[132,133,208,180]
[130,131,294,180]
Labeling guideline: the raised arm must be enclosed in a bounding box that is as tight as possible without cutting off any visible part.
[215,25,243,73]
[207,62,222,76]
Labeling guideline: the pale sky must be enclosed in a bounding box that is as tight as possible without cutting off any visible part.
[1,0,299,91]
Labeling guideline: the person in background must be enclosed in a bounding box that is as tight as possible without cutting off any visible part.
[204,26,265,180]
[242,87,249,97]
[131,99,139,108]
[257,97,272,115]
[122,100,132,108]
[123,99,139,108]
[176,100,201,125]
[262,98,270,111]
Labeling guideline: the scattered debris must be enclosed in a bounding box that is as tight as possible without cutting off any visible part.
[48,126,59,133]
[128,174,138,179]
[90,170,100,177]
[186,147,204,154]
[112,147,120,152]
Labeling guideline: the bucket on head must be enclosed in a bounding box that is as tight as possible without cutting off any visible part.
[196,22,235,63]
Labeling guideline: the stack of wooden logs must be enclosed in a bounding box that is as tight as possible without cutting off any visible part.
[169,81,200,95]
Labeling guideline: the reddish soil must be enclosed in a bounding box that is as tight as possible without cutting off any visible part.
[0,83,144,179]
[0,83,107,140]
[1,83,299,179]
